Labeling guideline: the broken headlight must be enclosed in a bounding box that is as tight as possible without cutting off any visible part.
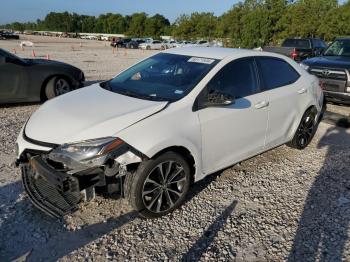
[49,137,125,169]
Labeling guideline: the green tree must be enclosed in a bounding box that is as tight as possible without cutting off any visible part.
[144,14,170,38]
[127,12,147,37]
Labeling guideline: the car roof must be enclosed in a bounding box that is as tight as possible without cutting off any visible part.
[163,47,283,60]
[335,38,350,41]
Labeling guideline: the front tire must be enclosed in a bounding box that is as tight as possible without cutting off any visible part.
[45,76,72,100]
[287,108,318,150]
[125,152,191,218]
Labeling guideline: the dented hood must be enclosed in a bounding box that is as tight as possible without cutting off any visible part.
[25,84,168,144]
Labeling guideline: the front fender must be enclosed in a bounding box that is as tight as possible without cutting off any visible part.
[146,138,203,181]
[116,103,204,181]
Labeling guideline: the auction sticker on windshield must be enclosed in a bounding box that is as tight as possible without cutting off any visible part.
[188,57,215,64]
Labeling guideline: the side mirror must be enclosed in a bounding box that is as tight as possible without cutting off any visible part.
[204,91,235,107]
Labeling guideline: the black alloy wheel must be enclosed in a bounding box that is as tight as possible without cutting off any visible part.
[288,108,317,150]
[125,152,191,218]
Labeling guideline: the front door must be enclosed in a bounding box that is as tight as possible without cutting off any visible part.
[197,58,269,174]
[0,50,26,102]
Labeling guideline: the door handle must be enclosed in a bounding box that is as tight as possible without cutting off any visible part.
[254,101,270,109]
[298,88,307,94]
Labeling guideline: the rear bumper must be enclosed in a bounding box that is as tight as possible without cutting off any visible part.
[324,91,350,104]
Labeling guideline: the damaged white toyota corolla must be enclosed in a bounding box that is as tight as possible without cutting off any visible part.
[16,48,325,218]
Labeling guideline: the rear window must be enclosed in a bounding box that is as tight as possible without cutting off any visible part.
[282,39,311,48]
[312,39,327,48]
[257,57,300,90]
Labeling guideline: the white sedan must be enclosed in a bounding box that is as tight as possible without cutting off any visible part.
[139,40,165,50]
[16,48,324,218]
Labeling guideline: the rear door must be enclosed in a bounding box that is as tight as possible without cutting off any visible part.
[256,57,303,148]
[198,58,269,174]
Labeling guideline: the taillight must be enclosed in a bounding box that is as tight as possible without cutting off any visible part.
[291,48,298,60]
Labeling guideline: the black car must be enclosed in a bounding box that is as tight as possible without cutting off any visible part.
[0,48,85,104]
[125,39,145,49]
[264,38,327,62]
[302,38,350,105]
[111,38,132,48]
[0,30,20,40]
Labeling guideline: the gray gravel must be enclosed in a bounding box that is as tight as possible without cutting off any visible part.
[1,37,350,261]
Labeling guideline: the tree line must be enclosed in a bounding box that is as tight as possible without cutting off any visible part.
[2,0,350,48]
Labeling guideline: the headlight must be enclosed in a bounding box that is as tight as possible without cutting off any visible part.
[300,63,310,71]
[49,137,124,168]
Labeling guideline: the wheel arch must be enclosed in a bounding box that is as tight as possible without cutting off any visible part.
[150,146,197,184]
[305,104,318,119]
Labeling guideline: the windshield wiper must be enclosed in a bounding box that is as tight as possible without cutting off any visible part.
[119,89,168,101]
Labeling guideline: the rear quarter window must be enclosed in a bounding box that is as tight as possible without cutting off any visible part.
[282,39,310,48]
[257,57,300,90]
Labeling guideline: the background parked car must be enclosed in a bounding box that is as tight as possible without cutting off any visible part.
[0,30,20,40]
[175,41,192,48]
[194,40,211,47]
[263,38,327,62]
[111,38,132,48]
[125,39,145,49]
[139,40,165,50]
[301,38,350,105]
[0,48,85,104]
[163,40,177,49]
[100,35,109,41]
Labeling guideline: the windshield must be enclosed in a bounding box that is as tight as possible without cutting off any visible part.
[104,53,219,102]
[324,40,350,57]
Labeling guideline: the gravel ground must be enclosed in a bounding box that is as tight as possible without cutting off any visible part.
[1,36,350,262]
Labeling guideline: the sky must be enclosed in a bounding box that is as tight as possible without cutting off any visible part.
[0,0,239,24]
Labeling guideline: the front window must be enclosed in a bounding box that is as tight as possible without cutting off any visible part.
[104,53,219,101]
[206,58,259,99]
[324,40,350,57]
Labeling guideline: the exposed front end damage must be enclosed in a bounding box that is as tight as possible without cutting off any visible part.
[18,138,144,218]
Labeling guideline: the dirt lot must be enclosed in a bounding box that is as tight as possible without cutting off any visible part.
[1,36,350,262]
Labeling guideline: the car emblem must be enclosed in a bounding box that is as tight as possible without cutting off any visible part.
[322,69,331,77]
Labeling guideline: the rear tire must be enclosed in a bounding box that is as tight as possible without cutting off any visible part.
[124,152,191,218]
[287,107,318,150]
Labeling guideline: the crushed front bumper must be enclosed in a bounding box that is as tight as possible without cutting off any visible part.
[22,156,81,218]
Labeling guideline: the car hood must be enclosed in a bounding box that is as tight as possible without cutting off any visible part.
[25,84,168,145]
[304,56,350,70]
[26,58,68,66]
[25,59,81,71]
